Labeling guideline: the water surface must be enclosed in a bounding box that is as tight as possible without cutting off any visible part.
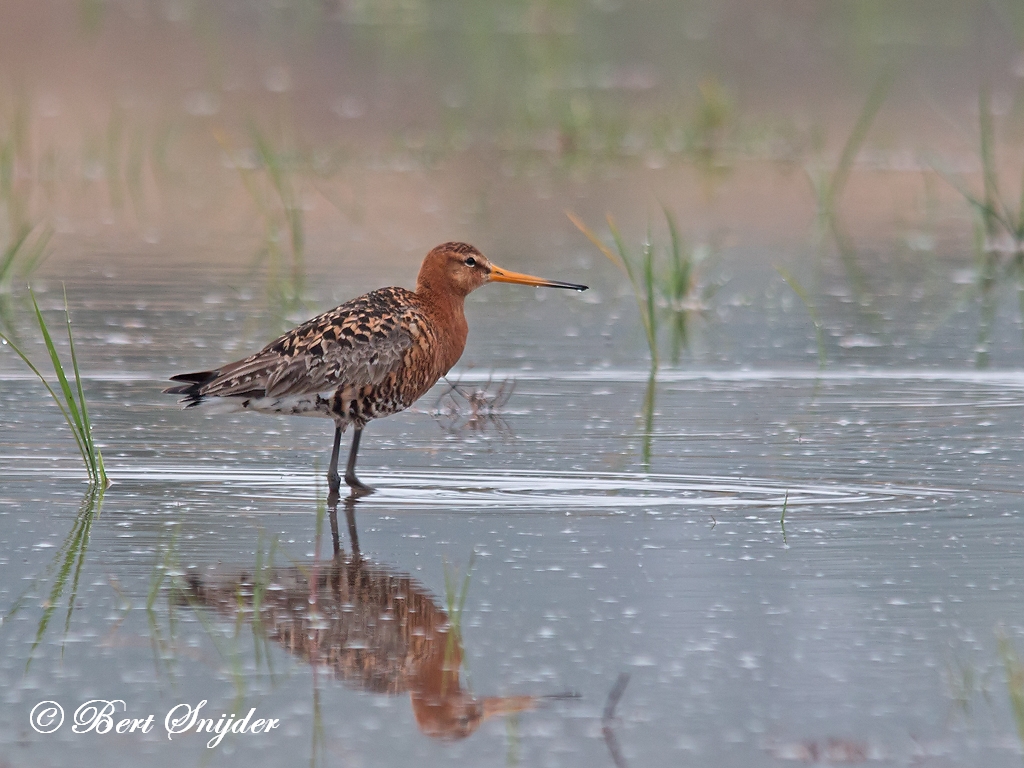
[3,263,1024,768]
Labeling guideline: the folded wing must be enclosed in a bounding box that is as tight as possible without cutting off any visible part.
[166,288,417,405]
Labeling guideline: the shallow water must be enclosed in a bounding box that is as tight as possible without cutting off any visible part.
[3,263,1024,767]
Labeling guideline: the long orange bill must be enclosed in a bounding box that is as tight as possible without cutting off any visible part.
[489,264,588,291]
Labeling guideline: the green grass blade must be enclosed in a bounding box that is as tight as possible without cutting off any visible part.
[250,125,304,264]
[0,288,105,484]
[643,228,655,310]
[31,289,85,431]
[63,286,93,456]
[641,232,658,363]
[608,216,658,366]
[31,289,98,480]
[826,68,895,209]
[250,124,289,207]
[978,87,1006,235]
[662,207,694,361]
[663,207,681,259]
[216,129,269,216]
[0,323,90,469]
[776,266,826,368]
[95,450,107,486]
[931,161,1013,235]
[568,210,658,367]
[606,215,640,287]
[566,211,626,272]
[663,206,687,302]
[62,285,106,485]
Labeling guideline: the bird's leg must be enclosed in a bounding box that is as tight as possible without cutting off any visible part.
[344,427,373,494]
[327,424,342,498]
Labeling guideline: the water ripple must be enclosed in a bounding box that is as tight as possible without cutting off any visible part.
[6,464,955,514]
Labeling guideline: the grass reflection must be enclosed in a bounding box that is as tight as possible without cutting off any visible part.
[997,631,1024,749]
[442,551,475,697]
[249,529,280,679]
[6,486,104,669]
[145,525,181,679]
[309,680,326,768]
[162,529,283,696]
[640,370,655,471]
[778,490,789,545]
[602,673,631,768]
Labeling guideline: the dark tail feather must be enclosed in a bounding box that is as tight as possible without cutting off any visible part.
[164,370,220,407]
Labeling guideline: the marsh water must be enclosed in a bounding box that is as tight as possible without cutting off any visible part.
[2,253,1024,767]
[6,2,1024,767]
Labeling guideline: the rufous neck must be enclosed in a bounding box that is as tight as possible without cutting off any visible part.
[413,284,469,376]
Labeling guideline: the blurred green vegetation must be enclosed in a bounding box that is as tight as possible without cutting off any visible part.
[2,0,1024,367]
[937,88,1024,367]
[49,1,1003,175]
[3,1,1011,207]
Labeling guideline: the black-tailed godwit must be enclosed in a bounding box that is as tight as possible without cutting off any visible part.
[165,242,587,494]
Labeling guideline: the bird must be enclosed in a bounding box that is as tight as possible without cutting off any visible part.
[164,242,587,495]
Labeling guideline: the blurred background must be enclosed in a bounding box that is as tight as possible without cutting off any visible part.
[0,1,1022,314]
[5,1,1024,370]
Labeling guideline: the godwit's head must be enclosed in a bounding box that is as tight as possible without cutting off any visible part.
[416,242,589,298]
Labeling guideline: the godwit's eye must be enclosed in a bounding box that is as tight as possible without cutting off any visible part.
[464,257,477,267]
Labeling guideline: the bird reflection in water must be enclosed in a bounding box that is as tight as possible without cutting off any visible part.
[180,496,556,740]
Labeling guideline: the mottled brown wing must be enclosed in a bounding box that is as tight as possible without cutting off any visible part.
[199,288,418,399]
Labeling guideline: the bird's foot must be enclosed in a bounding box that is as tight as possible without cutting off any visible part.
[327,469,342,495]
[345,473,374,497]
